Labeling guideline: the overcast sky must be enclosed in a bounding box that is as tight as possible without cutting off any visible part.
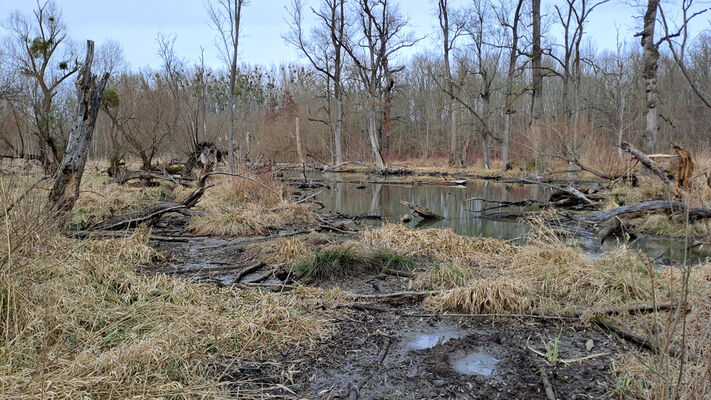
[0,0,706,71]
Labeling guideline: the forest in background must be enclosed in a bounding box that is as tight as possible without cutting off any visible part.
[0,0,710,175]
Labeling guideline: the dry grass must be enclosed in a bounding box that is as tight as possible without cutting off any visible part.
[425,278,533,314]
[361,223,517,265]
[0,176,331,399]
[410,261,479,290]
[189,176,318,236]
[610,264,711,399]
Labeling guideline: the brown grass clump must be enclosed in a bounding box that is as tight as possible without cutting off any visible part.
[425,278,533,314]
[410,261,479,290]
[0,193,330,398]
[362,223,517,265]
[189,176,318,236]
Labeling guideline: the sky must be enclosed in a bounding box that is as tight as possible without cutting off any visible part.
[0,0,707,71]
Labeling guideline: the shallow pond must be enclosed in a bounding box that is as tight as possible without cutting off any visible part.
[293,172,711,265]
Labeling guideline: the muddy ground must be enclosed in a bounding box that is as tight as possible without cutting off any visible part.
[142,219,631,400]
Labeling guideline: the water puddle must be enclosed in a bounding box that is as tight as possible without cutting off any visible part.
[451,351,499,376]
[406,329,466,350]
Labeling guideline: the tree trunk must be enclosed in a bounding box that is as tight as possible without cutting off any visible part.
[335,97,344,164]
[641,0,660,156]
[295,116,304,164]
[450,102,460,167]
[531,0,544,173]
[368,105,386,170]
[501,1,523,171]
[47,41,109,218]
[382,76,394,156]
[227,0,243,173]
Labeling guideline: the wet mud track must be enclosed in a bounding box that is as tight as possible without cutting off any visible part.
[148,234,619,399]
[288,307,616,399]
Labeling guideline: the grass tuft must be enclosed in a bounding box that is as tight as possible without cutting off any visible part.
[296,246,413,280]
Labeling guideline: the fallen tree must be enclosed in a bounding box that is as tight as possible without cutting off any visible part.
[578,200,711,224]
[90,149,217,231]
[620,141,672,187]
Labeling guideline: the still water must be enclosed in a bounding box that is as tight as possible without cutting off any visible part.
[310,173,549,240]
[296,172,710,264]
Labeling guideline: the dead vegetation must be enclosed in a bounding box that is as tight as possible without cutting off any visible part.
[188,175,319,236]
[0,174,331,399]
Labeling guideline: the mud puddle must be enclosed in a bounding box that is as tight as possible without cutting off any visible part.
[451,351,500,376]
[274,309,617,399]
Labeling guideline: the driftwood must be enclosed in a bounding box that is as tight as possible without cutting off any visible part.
[400,201,443,220]
[579,200,711,224]
[620,142,673,187]
[673,143,694,190]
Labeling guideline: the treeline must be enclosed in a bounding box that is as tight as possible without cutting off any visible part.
[1,0,710,175]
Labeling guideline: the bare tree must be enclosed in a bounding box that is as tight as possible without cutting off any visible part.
[437,0,464,166]
[530,0,543,172]
[207,0,247,172]
[6,0,80,174]
[285,0,347,165]
[342,0,418,170]
[551,0,609,176]
[47,40,109,217]
[658,0,711,109]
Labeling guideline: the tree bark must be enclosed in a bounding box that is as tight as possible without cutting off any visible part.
[531,0,544,173]
[640,0,660,156]
[368,106,386,170]
[295,116,305,164]
[47,41,109,218]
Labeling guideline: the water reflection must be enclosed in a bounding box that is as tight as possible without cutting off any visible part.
[295,172,709,265]
[316,178,549,240]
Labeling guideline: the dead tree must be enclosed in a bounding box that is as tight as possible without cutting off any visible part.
[47,41,109,217]
[673,143,694,190]
[342,0,419,171]
[207,0,246,172]
[530,0,544,172]
[285,0,346,165]
[7,1,81,174]
[638,0,660,156]
[91,148,217,231]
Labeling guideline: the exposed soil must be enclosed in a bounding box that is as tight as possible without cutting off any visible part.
[288,308,616,399]
[146,230,624,399]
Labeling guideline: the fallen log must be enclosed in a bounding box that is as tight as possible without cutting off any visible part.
[620,142,673,187]
[400,201,443,220]
[90,151,216,231]
[578,200,711,224]
[115,169,194,186]
[593,316,681,357]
